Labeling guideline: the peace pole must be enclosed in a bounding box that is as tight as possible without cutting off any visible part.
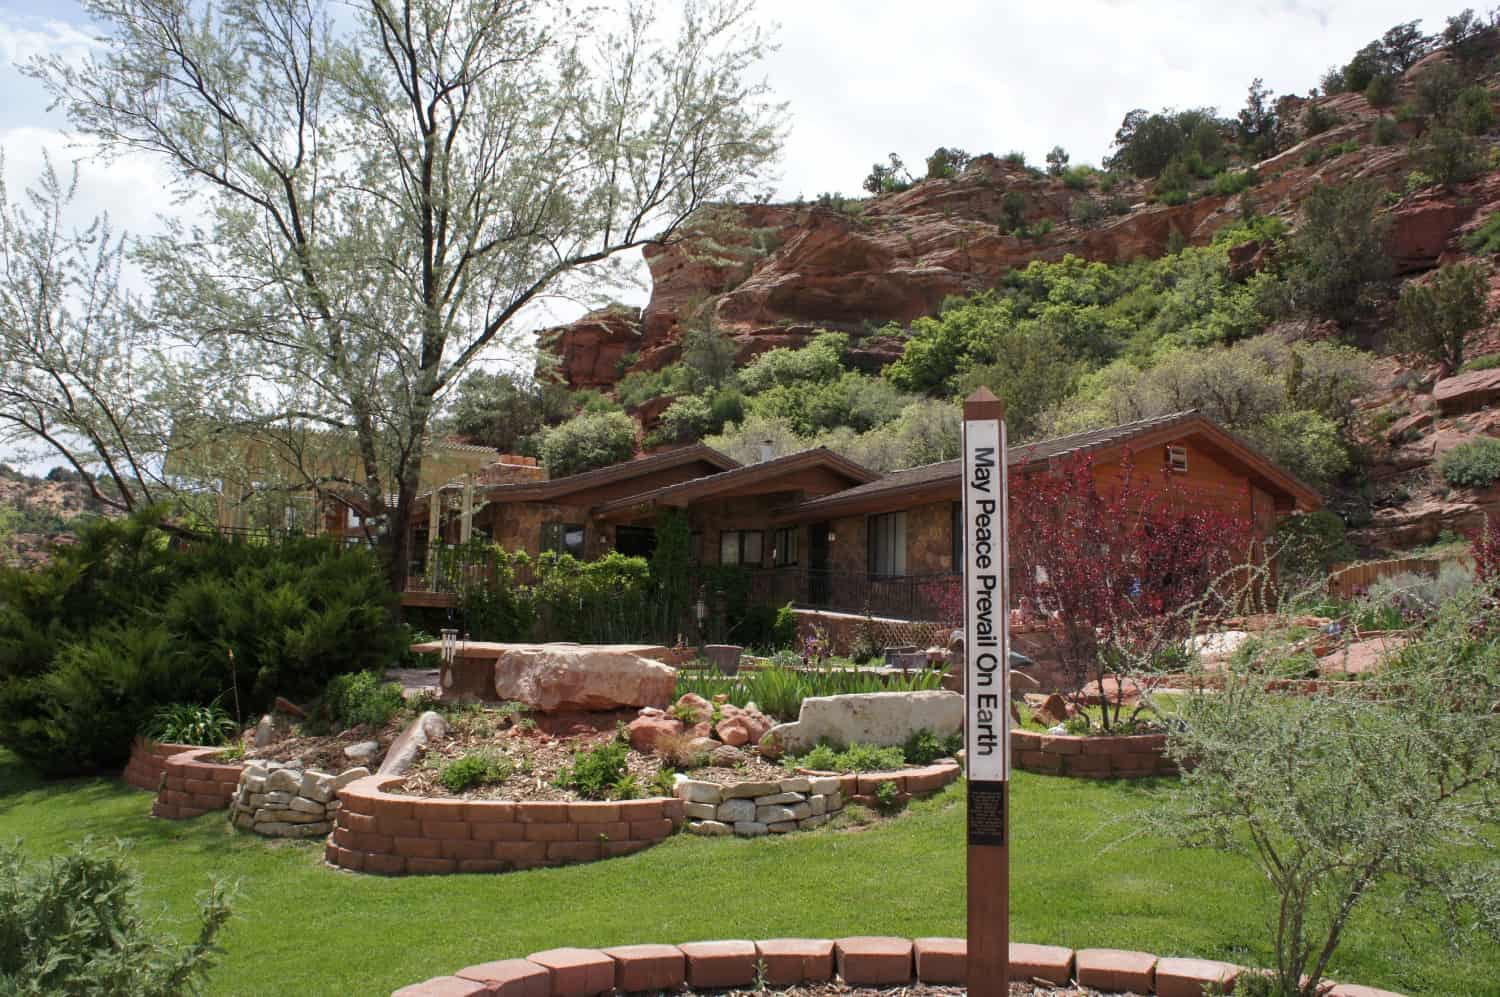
[962,387,1009,996]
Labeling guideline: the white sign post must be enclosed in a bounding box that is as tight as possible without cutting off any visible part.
[962,387,1009,996]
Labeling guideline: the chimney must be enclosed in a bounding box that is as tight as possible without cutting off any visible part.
[758,440,775,464]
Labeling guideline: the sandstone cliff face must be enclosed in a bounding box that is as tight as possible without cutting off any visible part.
[543,69,1496,394]
[535,60,1500,558]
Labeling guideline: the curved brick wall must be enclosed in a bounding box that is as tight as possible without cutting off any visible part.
[327,775,685,875]
[393,936,1404,997]
[122,739,201,792]
[150,747,247,819]
[1009,730,1176,779]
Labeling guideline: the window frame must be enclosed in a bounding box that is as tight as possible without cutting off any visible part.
[541,521,586,558]
[773,526,800,567]
[867,510,908,578]
[719,529,766,567]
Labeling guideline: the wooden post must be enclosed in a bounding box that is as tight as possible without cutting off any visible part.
[962,387,1010,997]
[460,474,474,544]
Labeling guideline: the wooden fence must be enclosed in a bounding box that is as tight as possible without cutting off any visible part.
[1327,557,1440,600]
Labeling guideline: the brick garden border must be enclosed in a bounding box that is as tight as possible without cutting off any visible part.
[392,936,1405,997]
[1008,730,1176,779]
[149,747,247,819]
[122,738,200,792]
[325,775,685,875]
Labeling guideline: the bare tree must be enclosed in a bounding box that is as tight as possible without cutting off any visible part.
[29,0,783,584]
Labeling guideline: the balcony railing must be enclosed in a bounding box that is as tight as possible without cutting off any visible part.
[746,567,961,622]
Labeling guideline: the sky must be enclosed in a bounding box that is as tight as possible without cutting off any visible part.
[0,0,1474,471]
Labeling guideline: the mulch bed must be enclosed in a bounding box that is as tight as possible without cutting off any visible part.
[394,707,788,802]
[233,719,404,773]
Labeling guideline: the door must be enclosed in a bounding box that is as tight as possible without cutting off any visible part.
[808,521,831,607]
[615,525,657,559]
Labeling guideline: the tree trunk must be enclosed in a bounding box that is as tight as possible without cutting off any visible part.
[386,469,422,598]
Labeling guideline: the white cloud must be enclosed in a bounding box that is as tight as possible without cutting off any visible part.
[0,14,98,69]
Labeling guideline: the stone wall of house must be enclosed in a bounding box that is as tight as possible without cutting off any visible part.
[229,761,371,838]
[906,501,955,575]
[676,760,959,838]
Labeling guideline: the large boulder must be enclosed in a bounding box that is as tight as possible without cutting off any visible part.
[494,646,677,712]
[1434,368,1500,414]
[377,711,447,777]
[764,690,962,754]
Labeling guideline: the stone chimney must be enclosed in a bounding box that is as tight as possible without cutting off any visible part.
[478,454,548,485]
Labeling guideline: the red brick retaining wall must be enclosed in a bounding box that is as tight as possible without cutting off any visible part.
[122,739,200,792]
[393,937,1404,997]
[1009,730,1176,779]
[326,775,686,875]
[150,747,246,819]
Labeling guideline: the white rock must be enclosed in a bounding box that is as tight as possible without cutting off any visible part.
[689,820,732,836]
[263,791,293,805]
[716,799,756,823]
[721,781,780,800]
[243,764,269,782]
[733,820,768,837]
[683,802,718,820]
[289,797,325,814]
[253,715,275,749]
[283,821,332,838]
[344,740,380,763]
[764,690,963,753]
[808,794,828,817]
[299,771,335,803]
[809,777,840,795]
[789,802,812,820]
[754,791,804,806]
[255,821,295,835]
[756,805,796,823]
[334,767,370,789]
[267,769,301,793]
[767,821,797,833]
[827,791,844,810]
[800,814,829,830]
[781,777,812,793]
[674,779,723,805]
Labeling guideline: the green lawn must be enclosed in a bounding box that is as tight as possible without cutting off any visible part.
[0,749,1480,997]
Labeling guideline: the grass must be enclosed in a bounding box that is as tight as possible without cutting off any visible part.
[1,748,1487,996]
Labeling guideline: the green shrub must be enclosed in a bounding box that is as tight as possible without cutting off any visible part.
[1462,211,1500,254]
[1394,262,1492,371]
[1272,509,1357,580]
[322,671,405,730]
[1210,169,1255,196]
[873,779,903,814]
[1419,126,1484,187]
[1302,103,1340,137]
[440,750,513,793]
[538,411,636,477]
[554,740,633,800]
[1371,115,1401,145]
[1405,170,1435,194]
[1300,146,1322,167]
[0,512,401,775]
[1461,352,1500,372]
[675,665,943,722]
[1440,437,1500,488]
[771,603,798,650]
[1364,73,1397,108]
[1454,86,1497,134]
[0,840,232,996]
[1068,195,1105,225]
[902,728,963,764]
[790,741,906,774]
[142,701,237,746]
[1061,164,1093,189]
[1415,62,1462,118]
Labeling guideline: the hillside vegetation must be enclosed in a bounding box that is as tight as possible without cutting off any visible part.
[442,10,1500,561]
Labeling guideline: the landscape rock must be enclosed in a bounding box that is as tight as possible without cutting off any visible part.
[344,740,380,763]
[673,693,712,723]
[626,714,685,753]
[764,690,963,753]
[1032,693,1069,727]
[253,715,275,749]
[674,778,723,805]
[377,711,448,777]
[715,715,753,746]
[689,820,732,836]
[493,646,676,712]
[708,744,747,767]
[716,799,756,823]
[1435,367,1500,414]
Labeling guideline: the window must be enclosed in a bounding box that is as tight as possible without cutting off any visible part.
[719,530,764,566]
[773,527,799,566]
[1166,444,1188,473]
[541,521,585,557]
[867,511,907,577]
[688,531,703,565]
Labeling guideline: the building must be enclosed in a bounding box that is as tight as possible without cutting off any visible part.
[412,410,1321,617]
